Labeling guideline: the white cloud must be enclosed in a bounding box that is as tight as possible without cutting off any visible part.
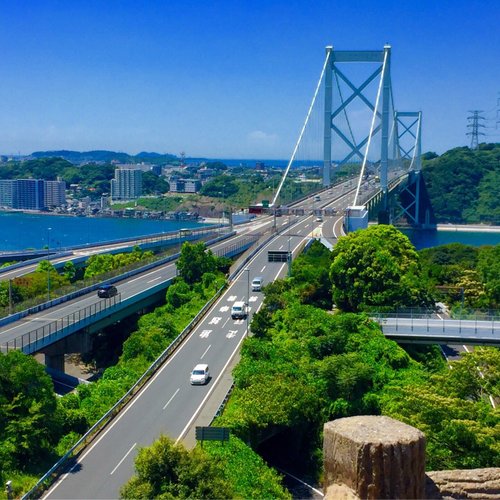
[247,130,279,145]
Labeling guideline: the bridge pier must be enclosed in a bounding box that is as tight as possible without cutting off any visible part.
[40,329,93,374]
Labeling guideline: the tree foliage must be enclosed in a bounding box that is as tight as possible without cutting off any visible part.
[422,143,500,224]
[176,242,228,285]
[0,351,62,471]
[120,435,233,499]
[330,225,432,312]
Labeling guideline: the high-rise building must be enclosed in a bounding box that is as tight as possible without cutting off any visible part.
[0,179,66,210]
[14,179,45,210]
[44,180,66,207]
[111,168,142,201]
[0,180,14,207]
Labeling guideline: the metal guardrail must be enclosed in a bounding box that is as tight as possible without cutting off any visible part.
[0,294,122,353]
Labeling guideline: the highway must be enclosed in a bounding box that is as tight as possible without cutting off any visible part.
[43,186,353,499]
[0,228,218,282]
[0,230,257,350]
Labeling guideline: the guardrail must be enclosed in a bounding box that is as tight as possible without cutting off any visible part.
[21,221,280,498]
[0,294,122,353]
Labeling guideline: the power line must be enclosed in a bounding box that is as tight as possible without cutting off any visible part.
[466,110,486,149]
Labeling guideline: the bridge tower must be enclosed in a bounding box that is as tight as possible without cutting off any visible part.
[322,45,392,199]
[393,111,436,228]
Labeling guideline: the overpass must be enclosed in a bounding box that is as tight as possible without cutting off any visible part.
[374,314,500,346]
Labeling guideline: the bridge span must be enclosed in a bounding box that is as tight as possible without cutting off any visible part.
[374,314,500,346]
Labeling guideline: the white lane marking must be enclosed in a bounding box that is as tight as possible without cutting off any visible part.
[304,224,310,228]
[222,317,230,328]
[249,296,258,302]
[147,276,163,284]
[200,330,211,338]
[200,344,211,359]
[463,345,470,353]
[437,314,443,320]
[163,388,180,410]
[279,245,283,250]
[110,443,136,475]
[282,221,287,225]
[227,295,237,302]
[127,269,161,283]
[219,305,230,312]
[296,230,302,234]
[208,316,221,325]
[234,319,244,325]
[226,330,237,338]
[260,265,266,272]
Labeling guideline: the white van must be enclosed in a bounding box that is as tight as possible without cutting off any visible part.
[231,301,248,319]
[252,277,263,292]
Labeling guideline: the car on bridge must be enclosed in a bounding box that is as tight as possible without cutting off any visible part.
[97,284,118,298]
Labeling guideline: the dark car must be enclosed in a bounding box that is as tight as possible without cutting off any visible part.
[97,284,118,298]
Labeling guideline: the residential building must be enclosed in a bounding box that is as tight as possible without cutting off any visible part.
[15,179,46,210]
[44,180,66,207]
[111,168,142,201]
[0,180,14,207]
[169,178,201,193]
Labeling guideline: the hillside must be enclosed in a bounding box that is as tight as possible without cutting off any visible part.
[422,143,500,224]
[30,149,178,164]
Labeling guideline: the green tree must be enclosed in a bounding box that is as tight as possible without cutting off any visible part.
[330,225,432,312]
[0,351,62,470]
[176,242,217,284]
[120,435,233,499]
[141,171,169,195]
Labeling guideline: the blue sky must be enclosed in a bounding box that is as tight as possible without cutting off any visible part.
[0,0,498,159]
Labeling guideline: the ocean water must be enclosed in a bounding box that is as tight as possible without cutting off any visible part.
[400,228,500,250]
[0,212,208,251]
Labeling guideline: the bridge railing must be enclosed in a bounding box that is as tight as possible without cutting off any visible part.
[0,294,122,354]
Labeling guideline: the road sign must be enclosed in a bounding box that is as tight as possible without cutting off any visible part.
[195,426,230,443]
[268,251,290,263]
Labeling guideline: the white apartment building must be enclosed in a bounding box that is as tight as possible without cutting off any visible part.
[111,168,142,201]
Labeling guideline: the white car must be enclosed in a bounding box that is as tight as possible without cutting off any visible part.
[231,301,248,319]
[190,364,210,385]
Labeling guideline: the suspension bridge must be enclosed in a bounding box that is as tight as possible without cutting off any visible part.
[271,45,435,230]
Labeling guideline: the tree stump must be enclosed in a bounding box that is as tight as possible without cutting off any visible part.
[323,415,426,499]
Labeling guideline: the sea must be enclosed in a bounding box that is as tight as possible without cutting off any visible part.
[0,212,208,252]
[399,228,500,250]
[1,211,500,252]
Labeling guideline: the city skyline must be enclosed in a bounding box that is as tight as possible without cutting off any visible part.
[1,0,499,159]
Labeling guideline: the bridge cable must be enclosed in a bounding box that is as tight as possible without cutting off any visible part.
[353,50,388,206]
[271,51,330,207]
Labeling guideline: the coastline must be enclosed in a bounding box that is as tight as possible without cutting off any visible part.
[437,224,500,233]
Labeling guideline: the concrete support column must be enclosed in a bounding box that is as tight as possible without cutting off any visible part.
[44,352,65,372]
[323,416,426,499]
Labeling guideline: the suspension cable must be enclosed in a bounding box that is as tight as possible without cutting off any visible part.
[353,50,388,206]
[271,51,330,207]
